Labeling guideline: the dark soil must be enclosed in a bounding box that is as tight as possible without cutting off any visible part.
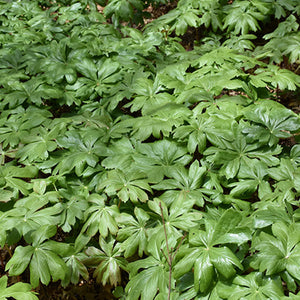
[37,281,116,300]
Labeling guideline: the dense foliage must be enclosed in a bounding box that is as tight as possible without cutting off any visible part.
[0,0,300,299]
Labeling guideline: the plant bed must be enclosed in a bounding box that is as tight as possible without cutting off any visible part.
[0,0,300,299]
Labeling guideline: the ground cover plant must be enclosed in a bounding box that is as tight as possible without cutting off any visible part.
[0,0,300,299]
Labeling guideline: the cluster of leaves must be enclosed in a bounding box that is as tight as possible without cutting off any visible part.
[0,0,300,299]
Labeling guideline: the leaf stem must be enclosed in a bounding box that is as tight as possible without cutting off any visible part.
[159,202,186,300]
[159,202,172,300]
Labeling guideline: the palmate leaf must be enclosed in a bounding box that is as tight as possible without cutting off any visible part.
[98,169,152,203]
[53,130,104,176]
[62,251,89,288]
[157,62,190,94]
[133,139,192,183]
[2,77,62,108]
[283,33,300,63]
[125,255,170,300]
[0,49,24,71]
[171,8,201,36]
[253,203,293,229]
[218,272,284,300]
[0,275,38,300]
[6,225,69,288]
[204,121,281,179]
[152,161,207,208]
[67,58,121,99]
[2,0,300,298]
[197,0,223,32]
[252,222,300,291]
[104,0,144,25]
[191,47,259,70]
[186,68,246,97]
[59,187,89,232]
[146,198,202,258]
[119,27,163,57]
[290,144,300,166]
[16,126,60,163]
[124,77,175,115]
[242,100,300,146]
[84,235,128,287]
[270,158,300,186]
[56,3,84,25]
[62,111,114,142]
[228,160,272,200]
[38,39,78,84]
[121,103,190,141]
[116,207,150,258]
[144,7,191,36]
[0,116,27,148]
[76,194,119,242]
[0,106,51,148]
[223,1,266,35]
[263,15,298,40]
[0,165,38,200]
[0,200,62,240]
[272,0,298,18]
[222,34,256,51]
[177,281,221,300]
[174,113,211,154]
[268,158,300,203]
[124,115,175,141]
[174,209,250,293]
[250,65,300,90]
[101,137,136,170]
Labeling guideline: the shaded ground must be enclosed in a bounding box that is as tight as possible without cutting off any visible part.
[37,281,116,300]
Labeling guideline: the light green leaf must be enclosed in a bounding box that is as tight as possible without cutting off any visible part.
[0,276,38,300]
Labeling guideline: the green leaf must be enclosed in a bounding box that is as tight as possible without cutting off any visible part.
[0,165,38,197]
[218,272,284,299]
[204,121,281,179]
[223,1,265,35]
[194,251,214,293]
[59,189,89,232]
[243,101,300,146]
[125,256,169,300]
[98,169,152,203]
[174,208,247,293]
[84,236,128,287]
[147,198,201,258]
[0,201,62,240]
[100,137,136,170]
[68,58,121,99]
[16,127,58,162]
[3,78,62,108]
[152,161,207,208]
[5,245,34,276]
[252,222,300,289]
[0,276,38,300]
[62,251,89,287]
[228,160,271,200]
[133,140,192,183]
[6,225,68,288]
[251,65,300,90]
[53,130,103,176]
[253,204,293,229]
[116,207,150,258]
[125,77,175,115]
[268,158,300,203]
[78,194,119,239]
